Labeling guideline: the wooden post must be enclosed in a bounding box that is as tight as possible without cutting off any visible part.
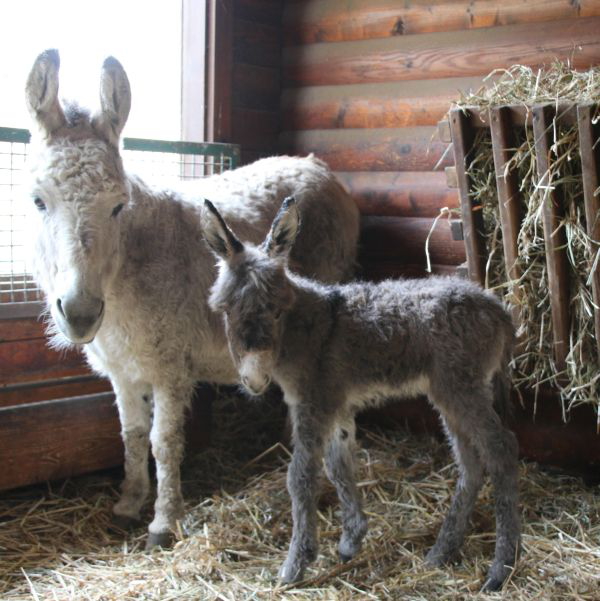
[532,105,570,371]
[576,104,600,363]
[489,106,522,308]
[448,108,487,284]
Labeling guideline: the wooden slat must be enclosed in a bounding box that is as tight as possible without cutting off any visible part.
[281,78,485,130]
[359,216,466,266]
[279,127,452,172]
[576,104,600,363]
[532,105,570,371]
[0,338,88,385]
[0,393,123,491]
[448,108,486,284]
[236,0,282,26]
[232,108,279,151]
[233,63,280,111]
[489,106,522,300]
[0,317,46,343]
[283,18,600,87]
[0,376,111,408]
[335,171,459,218]
[234,18,281,68]
[207,0,233,142]
[283,0,596,44]
[360,261,458,282]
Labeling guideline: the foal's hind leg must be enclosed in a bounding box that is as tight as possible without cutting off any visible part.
[425,415,485,566]
[324,418,368,562]
[112,378,152,528]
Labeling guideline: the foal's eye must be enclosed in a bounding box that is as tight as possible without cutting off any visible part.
[33,197,46,212]
[111,203,124,218]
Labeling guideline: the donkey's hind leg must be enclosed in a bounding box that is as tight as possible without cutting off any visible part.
[425,413,485,567]
[324,418,368,562]
[112,378,152,529]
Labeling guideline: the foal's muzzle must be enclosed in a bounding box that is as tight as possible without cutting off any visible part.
[238,351,274,396]
[54,292,105,344]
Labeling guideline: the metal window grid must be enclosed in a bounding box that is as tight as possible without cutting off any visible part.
[0,127,239,315]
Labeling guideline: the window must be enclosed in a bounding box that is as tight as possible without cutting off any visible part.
[0,0,221,313]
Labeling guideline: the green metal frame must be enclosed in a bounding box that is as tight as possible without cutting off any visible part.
[0,127,240,168]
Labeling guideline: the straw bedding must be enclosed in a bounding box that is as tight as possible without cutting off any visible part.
[1,392,598,600]
[456,63,600,420]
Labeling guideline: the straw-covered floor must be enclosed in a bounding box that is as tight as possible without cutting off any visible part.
[1,393,598,600]
[456,62,600,420]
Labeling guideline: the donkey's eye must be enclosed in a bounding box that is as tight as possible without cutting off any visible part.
[33,196,46,212]
[111,203,124,218]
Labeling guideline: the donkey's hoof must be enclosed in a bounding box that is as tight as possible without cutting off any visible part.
[482,576,504,592]
[278,559,305,584]
[111,514,141,532]
[145,531,174,550]
[424,545,457,568]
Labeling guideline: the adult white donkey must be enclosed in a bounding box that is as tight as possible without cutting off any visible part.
[24,49,359,547]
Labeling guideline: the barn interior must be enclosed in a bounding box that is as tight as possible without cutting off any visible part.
[1,2,600,599]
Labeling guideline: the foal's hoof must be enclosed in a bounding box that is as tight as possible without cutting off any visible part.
[145,531,174,550]
[110,514,141,532]
[481,576,505,592]
[278,559,305,584]
[425,546,455,568]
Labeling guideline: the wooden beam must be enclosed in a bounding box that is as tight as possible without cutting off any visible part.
[283,0,596,44]
[279,126,452,172]
[359,215,466,266]
[207,0,233,142]
[489,106,522,303]
[283,17,600,87]
[576,104,600,364]
[335,171,459,218]
[448,108,486,284]
[532,105,570,371]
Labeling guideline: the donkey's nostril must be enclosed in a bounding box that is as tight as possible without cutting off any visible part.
[56,298,65,317]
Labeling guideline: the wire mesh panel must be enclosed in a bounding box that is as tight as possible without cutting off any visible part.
[0,127,240,311]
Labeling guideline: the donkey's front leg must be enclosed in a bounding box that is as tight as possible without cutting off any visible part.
[279,405,329,584]
[147,383,190,549]
[112,378,152,528]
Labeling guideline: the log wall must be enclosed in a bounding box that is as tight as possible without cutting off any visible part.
[280,1,600,278]
[232,0,283,164]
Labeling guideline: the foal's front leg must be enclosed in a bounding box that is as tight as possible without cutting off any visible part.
[279,404,330,584]
[147,382,190,548]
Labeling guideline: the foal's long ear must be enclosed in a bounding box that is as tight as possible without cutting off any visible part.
[262,196,301,259]
[92,56,131,146]
[25,49,66,136]
[203,199,245,260]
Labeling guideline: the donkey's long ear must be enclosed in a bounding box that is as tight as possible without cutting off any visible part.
[92,56,131,146]
[203,199,245,260]
[262,196,301,259]
[25,49,66,136]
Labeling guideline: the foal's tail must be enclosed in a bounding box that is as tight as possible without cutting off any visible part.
[492,321,516,424]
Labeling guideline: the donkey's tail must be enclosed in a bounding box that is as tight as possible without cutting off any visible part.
[492,323,515,424]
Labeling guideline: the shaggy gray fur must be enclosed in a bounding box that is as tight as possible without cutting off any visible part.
[24,50,359,546]
[204,198,520,592]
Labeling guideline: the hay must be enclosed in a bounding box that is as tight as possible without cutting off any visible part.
[456,63,600,418]
[1,392,598,600]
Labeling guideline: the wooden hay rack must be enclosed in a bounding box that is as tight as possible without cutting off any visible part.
[447,103,600,374]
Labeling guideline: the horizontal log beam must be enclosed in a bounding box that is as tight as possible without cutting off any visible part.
[336,171,459,218]
[283,18,600,87]
[283,0,597,44]
[281,78,485,130]
[359,215,466,266]
[280,127,452,172]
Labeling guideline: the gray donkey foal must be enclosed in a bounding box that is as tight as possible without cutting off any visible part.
[203,198,520,591]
